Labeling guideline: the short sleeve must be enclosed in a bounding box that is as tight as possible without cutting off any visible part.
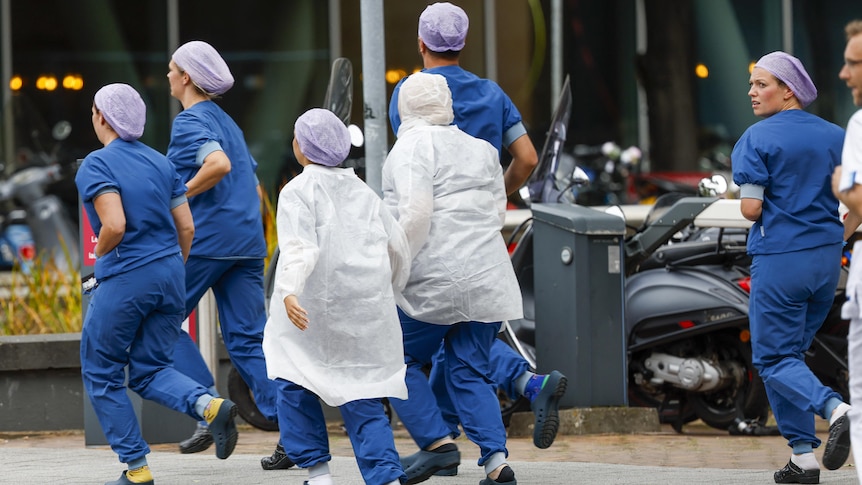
[76,155,118,203]
[167,112,218,170]
[731,128,769,188]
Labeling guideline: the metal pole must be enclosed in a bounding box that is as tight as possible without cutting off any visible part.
[635,0,649,158]
[551,0,562,108]
[360,0,386,196]
[2,0,14,174]
[483,0,497,82]
[167,0,180,120]
[781,0,793,54]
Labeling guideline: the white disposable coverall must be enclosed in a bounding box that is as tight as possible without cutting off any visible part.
[382,88,523,325]
[263,164,410,407]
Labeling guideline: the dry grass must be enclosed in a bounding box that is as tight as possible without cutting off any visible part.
[0,248,82,335]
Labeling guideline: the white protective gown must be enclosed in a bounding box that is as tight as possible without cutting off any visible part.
[263,164,410,407]
[382,116,524,325]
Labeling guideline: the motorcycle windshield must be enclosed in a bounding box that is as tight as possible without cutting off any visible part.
[322,58,354,126]
[527,75,571,203]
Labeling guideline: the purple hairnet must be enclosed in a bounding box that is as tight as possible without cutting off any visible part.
[754,51,817,108]
[418,2,469,53]
[172,41,235,95]
[94,83,146,141]
[294,108,350,167]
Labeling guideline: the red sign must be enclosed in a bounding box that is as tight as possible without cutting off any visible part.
[81,206,98,266]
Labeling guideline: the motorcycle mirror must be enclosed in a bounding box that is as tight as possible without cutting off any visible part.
[52,121,72,141]
[572,166,590,186]
[698,174,728,197]
[347,124,364,148]
[518,185,531,207]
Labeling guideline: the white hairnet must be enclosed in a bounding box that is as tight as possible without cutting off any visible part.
[94,83,146,141]
[294,108,351,167]
[172,41,235,95]
[398,72,454,127]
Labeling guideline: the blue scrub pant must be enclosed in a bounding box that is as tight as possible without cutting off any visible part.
[430,338,530,436]
[391,309,509,466]
[81,254,209,464]
[749,244,843,449]
[171,256,277,422]
[275,379,406,485]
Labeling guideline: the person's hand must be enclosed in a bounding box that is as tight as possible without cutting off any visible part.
[283,294,309,330]
[832,165,844,198]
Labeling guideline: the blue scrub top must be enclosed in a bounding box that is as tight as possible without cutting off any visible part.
[166,100,266,258]
[731,109,844,255]
[75,139,187,279]
[388,65,526,154]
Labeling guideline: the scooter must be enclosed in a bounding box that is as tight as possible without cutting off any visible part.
[503,77,770,433]
[0,120,79,273]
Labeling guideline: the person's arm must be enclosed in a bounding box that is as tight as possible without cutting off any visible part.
[503,134,538,196]
[171,201,195,262]
[92,192,125,258]
[845,209,862,242]
[740,198,763,222]
[185,150,231,197]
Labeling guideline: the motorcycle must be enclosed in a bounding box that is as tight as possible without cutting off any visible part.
[503,76,770,433]
[0,120,79,273]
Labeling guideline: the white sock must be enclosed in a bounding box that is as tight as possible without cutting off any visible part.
[830,402,851,426]
[791,452,819,471]
[306,473,334,485]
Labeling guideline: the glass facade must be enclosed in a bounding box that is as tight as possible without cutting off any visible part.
[0,0,861,210]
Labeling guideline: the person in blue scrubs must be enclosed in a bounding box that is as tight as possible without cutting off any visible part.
[385,72,523,485]
[77,83,238,485]
[164,40,287,469]
[389,2,567,454]
[732,51,852,484]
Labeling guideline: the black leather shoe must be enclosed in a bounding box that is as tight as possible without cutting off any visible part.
[823,414,851,470]
[178,424,213,454]
[261,443,296,470]
[774,460,819,484]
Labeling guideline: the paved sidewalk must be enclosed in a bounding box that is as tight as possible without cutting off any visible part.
[2,421,858,484]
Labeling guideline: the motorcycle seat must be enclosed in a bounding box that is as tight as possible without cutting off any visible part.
[637,240,744,271]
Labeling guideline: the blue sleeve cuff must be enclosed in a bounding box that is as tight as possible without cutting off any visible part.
[170,193,188,209]
[739,184,765,200]
[195,140,223,166]
[502,122,528,148]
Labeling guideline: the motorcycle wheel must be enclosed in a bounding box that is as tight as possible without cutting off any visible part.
[227,366,279,432]
[686,333,769,431]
